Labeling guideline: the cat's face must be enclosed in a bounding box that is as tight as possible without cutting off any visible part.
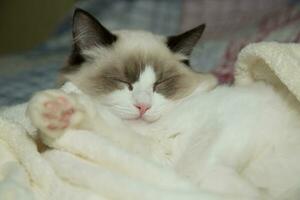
[62,8,215,122]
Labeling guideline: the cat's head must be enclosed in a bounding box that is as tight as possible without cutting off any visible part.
[62,8,216,122]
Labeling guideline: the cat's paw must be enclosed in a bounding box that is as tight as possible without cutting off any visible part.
[27,90,85,139]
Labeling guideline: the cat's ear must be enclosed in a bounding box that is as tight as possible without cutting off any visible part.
[167,24,205,57]
[72,8,117,50]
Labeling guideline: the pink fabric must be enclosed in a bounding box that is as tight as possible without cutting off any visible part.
[181,0,290,39]
[181,0,300,84]
[216,7,300,83]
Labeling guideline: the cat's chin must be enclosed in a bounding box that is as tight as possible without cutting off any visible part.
[142,114,160,123]
[124,114,160,123]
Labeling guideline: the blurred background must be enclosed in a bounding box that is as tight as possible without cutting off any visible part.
[0,0,300,106]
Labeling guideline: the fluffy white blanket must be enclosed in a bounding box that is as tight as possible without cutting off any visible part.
[0,42,299,200]
[235,42,300,109]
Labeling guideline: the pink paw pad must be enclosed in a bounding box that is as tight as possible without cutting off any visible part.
[42,96,76,131]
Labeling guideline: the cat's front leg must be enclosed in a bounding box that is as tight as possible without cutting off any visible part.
[26,89,94,143]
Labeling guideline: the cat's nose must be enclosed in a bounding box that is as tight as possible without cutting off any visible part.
[135,104,150,116]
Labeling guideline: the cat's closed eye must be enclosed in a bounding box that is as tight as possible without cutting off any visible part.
[111,77,133,91]
[153,75,179,92]
[153,80,165,91]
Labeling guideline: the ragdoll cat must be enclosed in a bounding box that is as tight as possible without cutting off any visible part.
[27,8,300,199]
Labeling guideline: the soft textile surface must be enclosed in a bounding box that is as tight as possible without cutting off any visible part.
[235,42,300,110]
[1,42,300,199]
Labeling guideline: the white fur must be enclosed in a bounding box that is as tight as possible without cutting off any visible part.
[160,82,300,199]
[88,79,300,199]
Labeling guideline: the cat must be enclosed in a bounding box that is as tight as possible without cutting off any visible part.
[26,8,300,200]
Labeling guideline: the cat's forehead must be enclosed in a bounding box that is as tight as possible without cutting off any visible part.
[113,30,186,60]
[134,66,156,86]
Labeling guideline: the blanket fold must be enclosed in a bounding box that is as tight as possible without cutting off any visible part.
[235,42,300,110]
[1,41,300,200]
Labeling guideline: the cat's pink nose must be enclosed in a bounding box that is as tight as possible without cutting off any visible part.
[135,104,150,116]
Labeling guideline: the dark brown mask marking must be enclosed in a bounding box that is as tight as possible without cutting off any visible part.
[84,53,189,99]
